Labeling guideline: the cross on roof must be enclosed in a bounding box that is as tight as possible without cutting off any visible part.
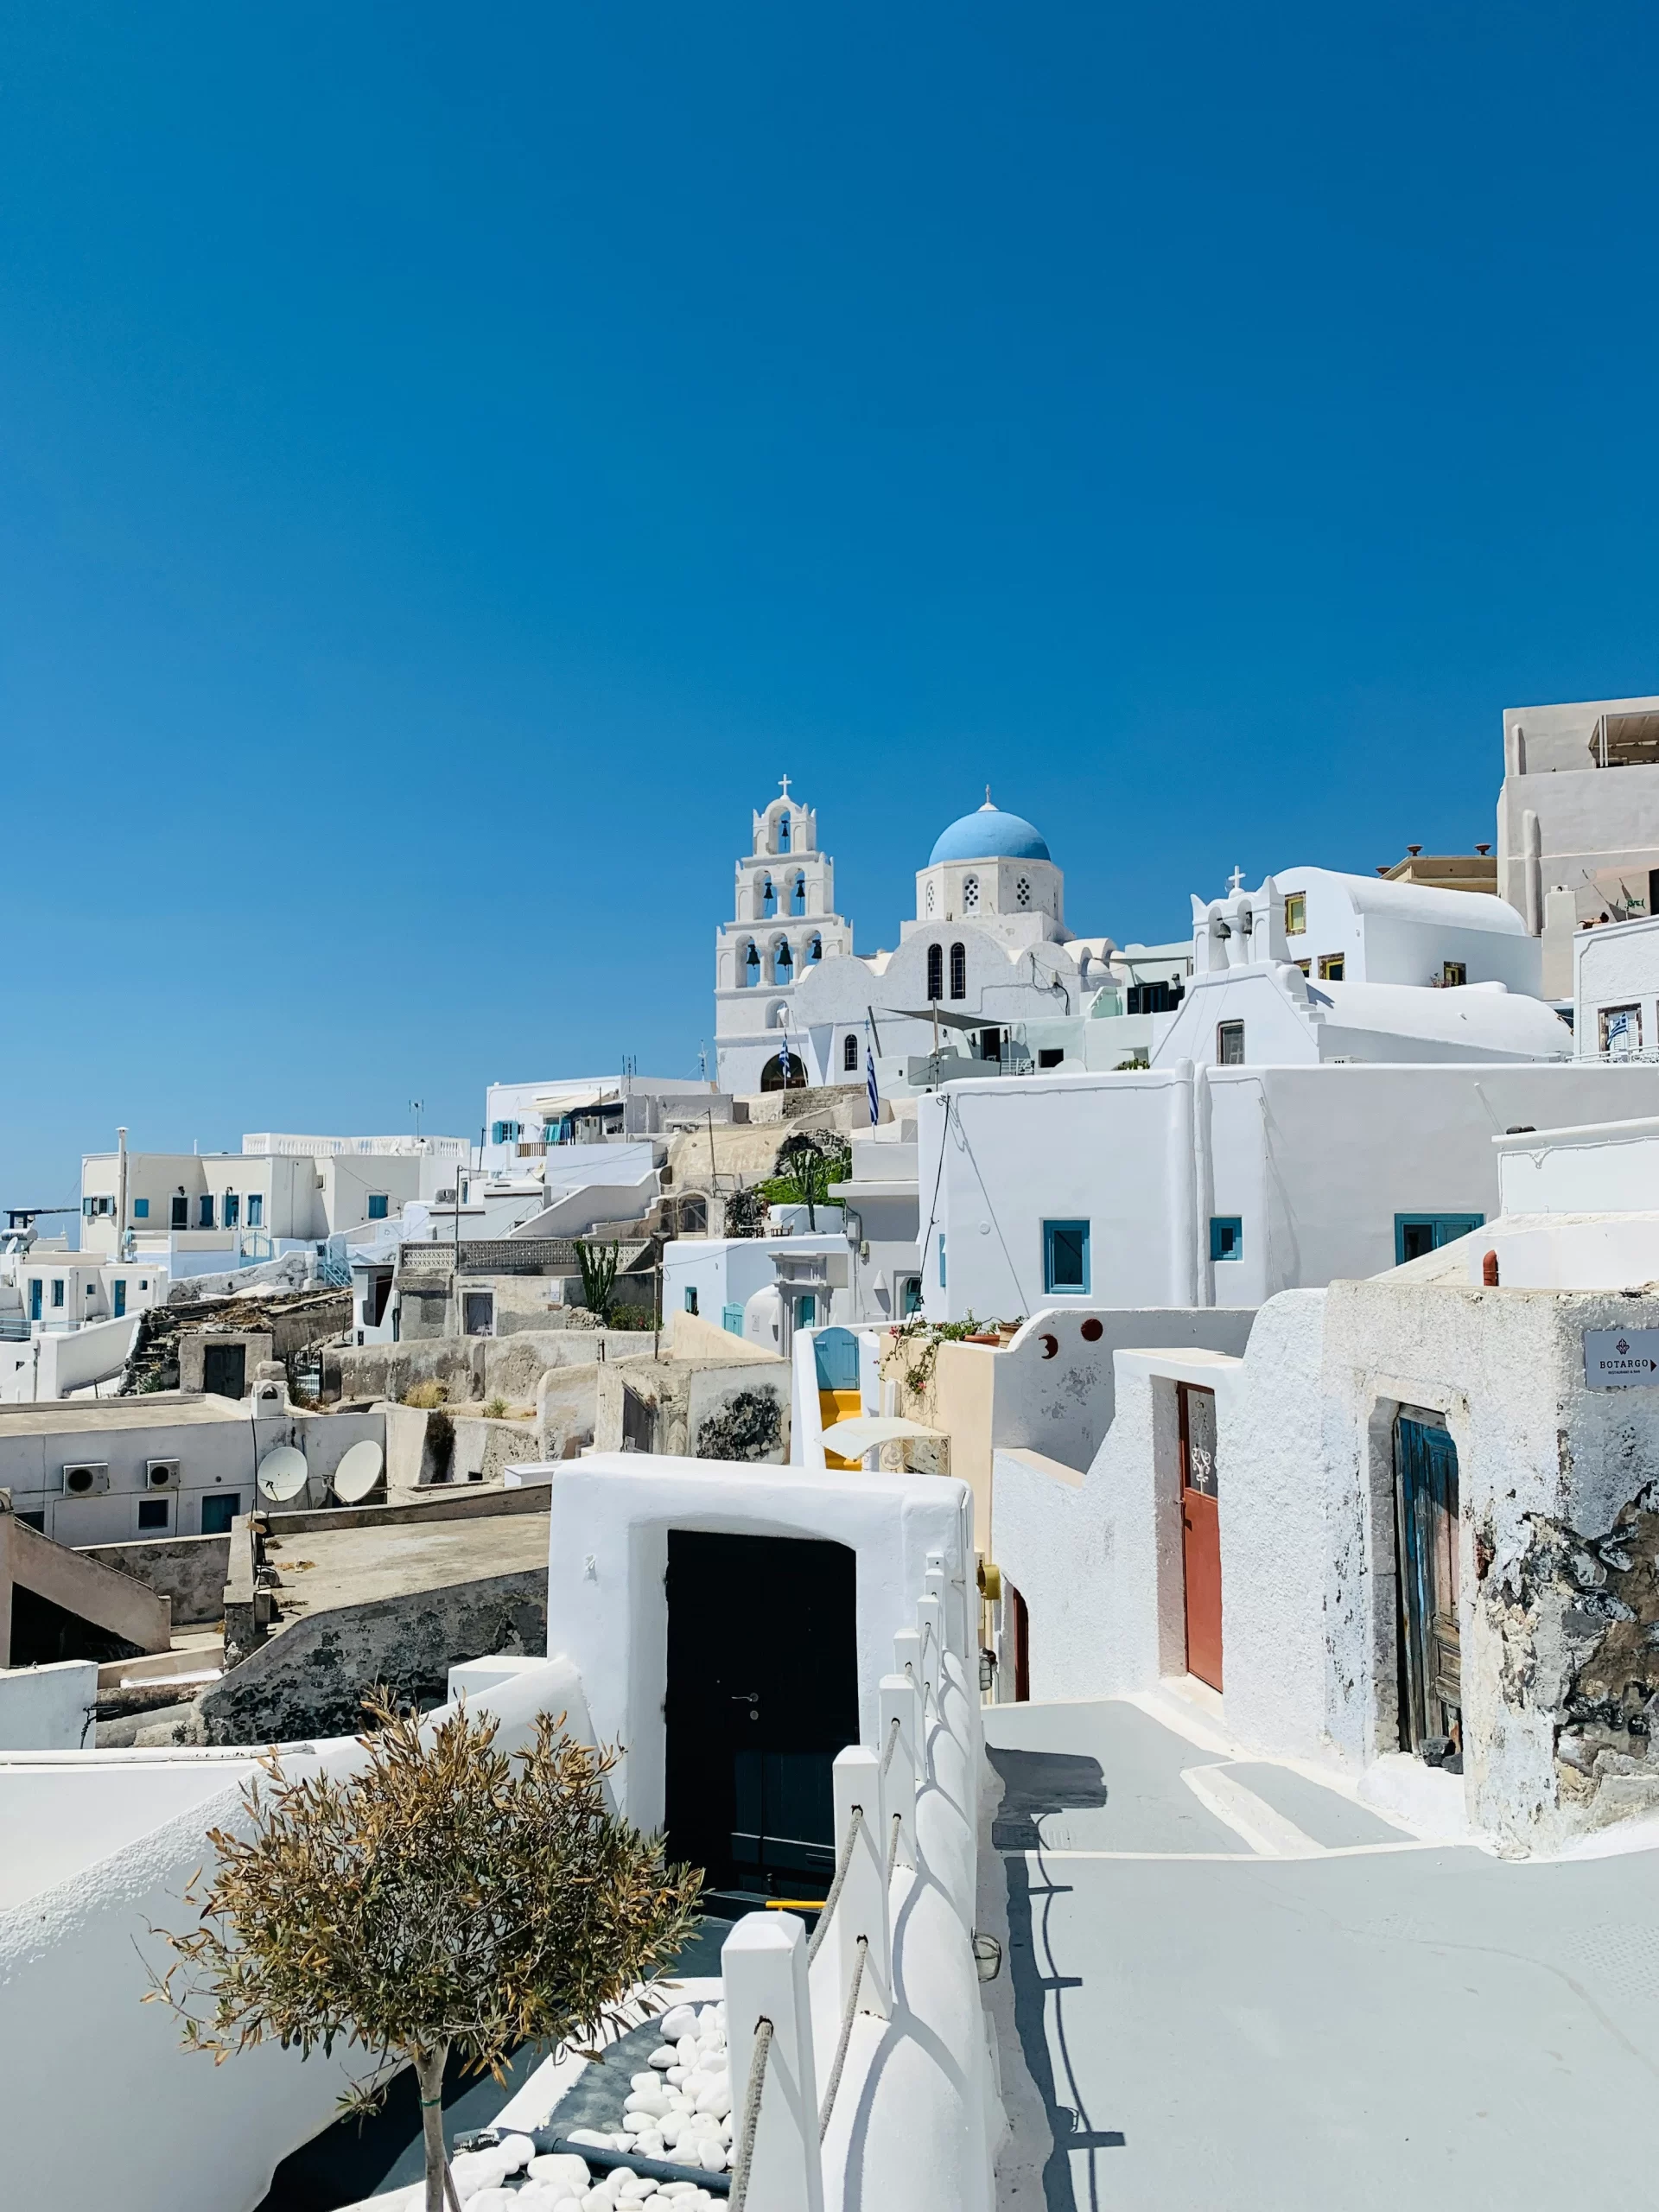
[779,774,791,797]
[1227,865,1246,893]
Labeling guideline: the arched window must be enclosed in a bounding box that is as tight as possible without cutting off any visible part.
[761,1046,805,1090]
[779,813,791,853]
[774,938,794,982]
[963,874,980,911]
[950,942,967,999]
[761,875,776,917]
[808,933,823,963]
[743,940,760,987]
[843,1033,860,1072]
[926,944,943,1000]
[791,873,806,915]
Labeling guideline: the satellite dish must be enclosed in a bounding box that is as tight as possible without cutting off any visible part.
[332,1439,385,1504]
[256,1445,308,1503]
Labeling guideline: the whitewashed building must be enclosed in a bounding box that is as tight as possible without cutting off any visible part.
[714,784,857,1094]
[1573,911,1659,1061]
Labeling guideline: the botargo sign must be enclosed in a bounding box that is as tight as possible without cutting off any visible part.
[1584,1328,1659,1389]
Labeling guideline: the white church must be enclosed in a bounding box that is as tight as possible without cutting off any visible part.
[714,782,1120,1095]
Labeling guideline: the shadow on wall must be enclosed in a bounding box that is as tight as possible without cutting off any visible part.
[988,1745,1123,2212]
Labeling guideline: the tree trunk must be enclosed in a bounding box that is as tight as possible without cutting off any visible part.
[414,2044,450,2212]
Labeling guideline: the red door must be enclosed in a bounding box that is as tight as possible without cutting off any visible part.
[1179,1383,1223,1691]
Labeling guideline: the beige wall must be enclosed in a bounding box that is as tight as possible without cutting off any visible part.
[885,1335,997,1553]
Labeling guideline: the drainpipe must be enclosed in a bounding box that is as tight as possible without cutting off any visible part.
[116,1127,129,1264]
[1166,1060,1199,1306]
[1522,809,1542,937]
[1192,1065,1215,1307]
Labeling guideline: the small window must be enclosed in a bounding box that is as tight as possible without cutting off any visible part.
[1015,875,1033,908]
[51,1278,64,1308]
[137,1497,171,1532]
[1294,959,1311,976]
[684,1286,700,1315]
[963,874,980,911]
[1043,1219,1090,1294]
[1442,961,1467,988]
[900,1275,923,1316]
[1318,953,1345,982]
[1038,1047,1065,1069]
[113,1280,127,1318]
[843,1033,860,1071]
[200,1492,241,1535]
[927,944,944,1000]
[1210,1216,1243,1262]
[1395,1213,1484,1264]
[223,1192,239,1227]
[1217,1021,1245,1066]
[198,1194,215,1229]
[367,1194,390,1220]
[938,1232,947,1287]
[950,942,967,999]
[246,1194,263,1227]
[462,1290,495,1337]
[133,1198,149,1218]
[1600,1003,1643,1058]
[1284,893,1306,935]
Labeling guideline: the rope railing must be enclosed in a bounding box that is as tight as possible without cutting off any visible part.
[887,1809,903,1878]
[727,2014,774,2212]
[805,1802,866,1966]
[817,1935,869,2140]
[880,1713,901,1775]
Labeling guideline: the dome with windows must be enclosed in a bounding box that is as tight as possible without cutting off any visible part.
[928,797,1051,867]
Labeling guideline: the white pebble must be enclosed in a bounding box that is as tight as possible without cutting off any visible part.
[465,2192,519,2212]
[658,2003,699,2040]
[646,2045,677,2069]
[499,2134,537,2173]
[530,2157,594,2191]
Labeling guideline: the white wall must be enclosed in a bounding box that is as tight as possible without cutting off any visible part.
[918,1059,1659,1324]
[1575,914,1659,1056]
[0,1662,590,2212]
[0,1660,99,1751]
[540,1454,969,1831]
[1497,1116,1659,1215]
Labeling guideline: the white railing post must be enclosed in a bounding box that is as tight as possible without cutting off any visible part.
[880,1669,919,1872]
[723,1912,823,2212]
[830,1745,891,2019]
[893,1624,921,1685]
[917,1593,944,1710]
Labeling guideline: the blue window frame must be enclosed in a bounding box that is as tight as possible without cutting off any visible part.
[1043,1219,1090,1294]
[223,1192,239,1227]
[684,1286,700,1315]
[29,1280,41,1320]
[198,1194,215,1229]
[796,1293,816,1327]
[938,1232,947,1287]
[367,1194,390,1220]
[132,1197,149,1219]
[722,1302,744,1335]
[1395,1212,1484,1265]
[246,1193,263,1226]
[51,1278,64,1308]
[113,1281,127,1318]
[1210,1216,1243,1262]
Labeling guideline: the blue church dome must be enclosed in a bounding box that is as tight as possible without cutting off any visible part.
[928,798,1051,867]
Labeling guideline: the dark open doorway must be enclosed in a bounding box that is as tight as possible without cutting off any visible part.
[202,1341,247,1398]
[664,1530,858,1913]
[1394,1410,1462,1762]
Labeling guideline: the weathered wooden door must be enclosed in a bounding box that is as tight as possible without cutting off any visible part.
[202,1342,246,1399]
[664,1530,859,1910]
[1394,1412,1462,1754]
[1179,1382,1223,1691]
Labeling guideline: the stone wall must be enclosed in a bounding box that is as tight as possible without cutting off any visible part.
[79,1532,232,1627]
[199,1570,547,1744]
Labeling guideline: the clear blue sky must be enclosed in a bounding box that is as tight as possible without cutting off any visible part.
[3,4,1657,1208]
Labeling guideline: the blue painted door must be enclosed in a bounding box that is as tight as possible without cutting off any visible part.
[1394,1414,1462,1757]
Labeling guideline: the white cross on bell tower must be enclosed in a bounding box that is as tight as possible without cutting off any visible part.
[1227,864,1246,893]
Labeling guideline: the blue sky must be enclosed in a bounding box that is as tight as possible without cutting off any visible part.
[3,3,1658,1206]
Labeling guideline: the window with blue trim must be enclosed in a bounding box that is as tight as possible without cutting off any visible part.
[1395,1213,1484,1264]
[938,1232,947,1287]
[684,1287,700,1314]
[1043,1219,1090,1294]
[1210,1217,1243,1262]
[133,1197,149,1218]
[367,1194,390,1220]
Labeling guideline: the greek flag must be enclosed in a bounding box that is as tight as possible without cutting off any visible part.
[866,1020,880,1127]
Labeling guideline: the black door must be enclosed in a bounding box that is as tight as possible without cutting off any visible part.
[203,1342,247,1398]
[664,1530,858,1910]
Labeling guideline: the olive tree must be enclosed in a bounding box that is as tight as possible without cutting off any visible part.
[149,1694,702,2212]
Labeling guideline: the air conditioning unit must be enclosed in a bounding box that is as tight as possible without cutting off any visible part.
[61,1462,111,1497]
[145,1459,181,1491]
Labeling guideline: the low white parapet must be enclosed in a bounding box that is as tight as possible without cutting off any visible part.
[0,1658,98,1750]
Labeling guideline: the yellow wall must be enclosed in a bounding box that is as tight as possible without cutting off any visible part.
[881,1337,997,1554]
[820,1387,862,1469]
